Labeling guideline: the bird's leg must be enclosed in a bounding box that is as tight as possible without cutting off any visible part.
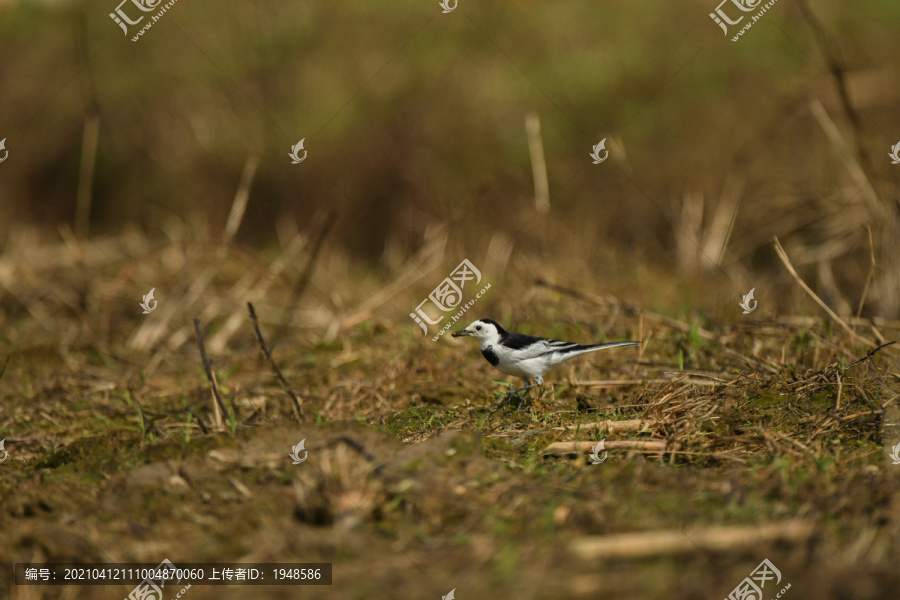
[493,378,538,412]
[513,382,539,412]
[492,379,525,411]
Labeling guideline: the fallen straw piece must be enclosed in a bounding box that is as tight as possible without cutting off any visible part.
[556,419,655,433]
[543,440,667,456]
[570,520,815,560]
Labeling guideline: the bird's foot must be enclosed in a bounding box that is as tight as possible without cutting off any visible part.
[491,391,520,413]
[490,397,512,413]
[491,390,533,413]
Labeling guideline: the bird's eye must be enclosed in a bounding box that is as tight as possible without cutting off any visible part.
[476,325,482,331]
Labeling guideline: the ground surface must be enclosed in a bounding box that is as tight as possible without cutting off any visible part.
[2,234,900,600]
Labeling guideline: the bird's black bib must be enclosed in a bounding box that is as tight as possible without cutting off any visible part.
[481,346,500,366]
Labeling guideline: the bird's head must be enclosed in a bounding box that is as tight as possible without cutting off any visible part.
[451,319,505,344]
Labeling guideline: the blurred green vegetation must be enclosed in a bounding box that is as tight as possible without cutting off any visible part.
[1,0,899,312]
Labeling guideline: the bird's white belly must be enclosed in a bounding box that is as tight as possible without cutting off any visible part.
[493,348,546,380]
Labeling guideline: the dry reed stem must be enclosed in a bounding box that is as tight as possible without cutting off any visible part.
[556,419,656,433]
[194,318,229,428]
[570,520,815,560]
[339,225,448,333]
[223,156,258,247]
[542,440,667,456]
[207,230,309,354]
[75,116,100,237]
[856,224,876,319]
[773,236,876,348]
[525,112,550,214]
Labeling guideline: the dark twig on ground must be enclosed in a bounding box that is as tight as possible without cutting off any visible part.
[796,0,874,177]
[323,436,386,477]
[845,341,897,370]
[0,355,9,381]
[290,211,336,306]
[194,318,230,426]
[248,302,304,422]
[135,401,163,441]
[190,408,210,435]
[273,210,337,347]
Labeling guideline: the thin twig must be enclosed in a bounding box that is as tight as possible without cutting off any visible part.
[0,355,9,382]
[222,156,258,247]
[844,341,897,370]
[290,211,336,307]
[275,211,337,344]
[796,0,875,179]
[248,302,304,422]
[322,436,386,477]
[856,225,876,319]
[190,408,210,435]
[773,236,876,348]
[194,318,230,427]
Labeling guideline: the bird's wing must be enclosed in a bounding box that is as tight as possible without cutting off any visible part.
[502,333,579,358]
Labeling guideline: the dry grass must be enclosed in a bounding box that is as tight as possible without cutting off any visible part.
[2,227,900,599]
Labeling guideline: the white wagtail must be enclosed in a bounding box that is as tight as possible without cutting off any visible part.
[452,318,640,411]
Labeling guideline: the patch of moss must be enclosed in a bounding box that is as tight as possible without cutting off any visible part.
[380,405,454,439]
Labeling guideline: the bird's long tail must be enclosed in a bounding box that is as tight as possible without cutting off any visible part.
[557,340,641,359]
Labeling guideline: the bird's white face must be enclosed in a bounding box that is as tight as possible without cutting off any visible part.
[451,320,502,345]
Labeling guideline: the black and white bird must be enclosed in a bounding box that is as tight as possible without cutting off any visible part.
[452,318,640,411]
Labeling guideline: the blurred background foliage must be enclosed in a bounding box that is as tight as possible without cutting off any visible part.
[0,0,899,317]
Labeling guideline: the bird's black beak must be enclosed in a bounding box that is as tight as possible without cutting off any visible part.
[451,328,471,338]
